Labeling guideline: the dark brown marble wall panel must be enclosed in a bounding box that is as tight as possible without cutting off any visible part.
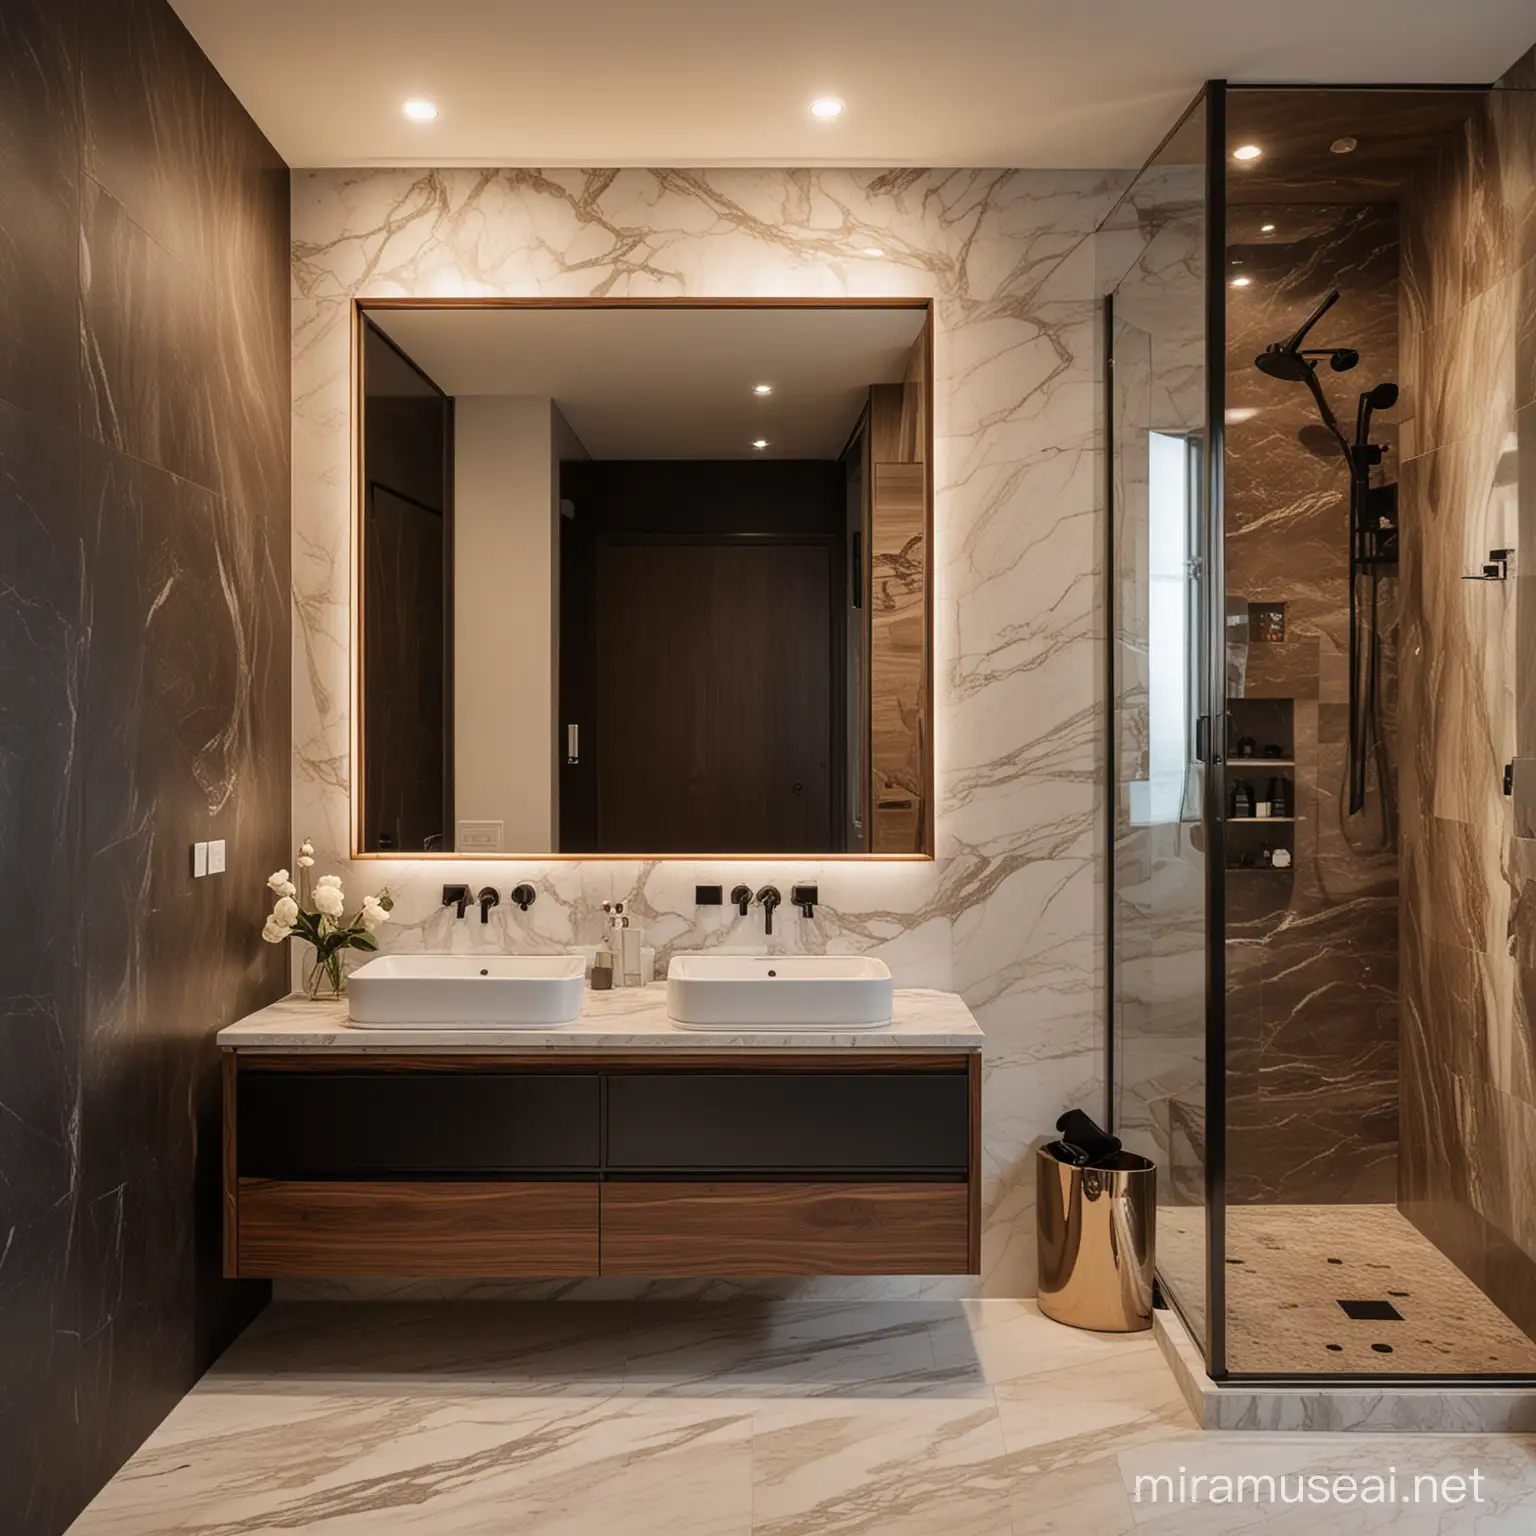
[1223,202,1401,1203]
[1399,50,1536,1346]
[0,2,290,1532]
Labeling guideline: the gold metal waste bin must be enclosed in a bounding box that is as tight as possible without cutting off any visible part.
[1036,1144,1155,1332]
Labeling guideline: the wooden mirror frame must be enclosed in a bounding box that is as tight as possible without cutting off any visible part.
[349,296,935,861]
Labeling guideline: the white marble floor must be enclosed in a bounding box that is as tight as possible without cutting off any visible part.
[68,1301,1536,1533]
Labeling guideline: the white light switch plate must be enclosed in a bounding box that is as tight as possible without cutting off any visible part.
[208,839,227,874]
[192,842,208,878]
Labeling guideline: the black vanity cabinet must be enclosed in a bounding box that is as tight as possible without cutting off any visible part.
[223,1052,980,1279]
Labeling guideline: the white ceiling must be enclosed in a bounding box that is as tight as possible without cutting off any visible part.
[170,1,1535,171]
[369,304,927,458]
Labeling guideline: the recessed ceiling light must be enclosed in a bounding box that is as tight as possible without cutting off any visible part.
[752,439,769,450]
[862,246,885,258]
[1260,223,1276,233]
[1232,144,1262,162]
[1230,275,1252,288]
[810,97,845,120]
[1331,136,1358,155]
[402,98,438,122]
[753,383,773,396]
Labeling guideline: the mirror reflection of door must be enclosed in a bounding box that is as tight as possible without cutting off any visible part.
[355,302,933,858]
[361,323,452,853]
[559,462,843,854]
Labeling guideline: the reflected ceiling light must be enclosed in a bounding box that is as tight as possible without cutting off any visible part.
[810,97,845,119]
[862,246,885,257]
[1331,136,1359,154]
[752,439,769,449]
[402,98,439,122]
[1226,407,1259,423]
[1260,223,1276,233]
[1230,275,1252,288]
[1231,143,1262,161]
[753,383,773,396]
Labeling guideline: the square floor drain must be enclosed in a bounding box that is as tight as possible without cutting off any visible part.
[1337,1299,1403,1321]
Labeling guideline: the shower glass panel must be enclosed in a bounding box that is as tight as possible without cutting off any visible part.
[1102,95,1215,1351]
[1108,74,1536,1383]
[1218,81,1536,1380]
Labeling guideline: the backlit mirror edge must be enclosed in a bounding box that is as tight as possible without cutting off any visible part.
[347,295,937,863]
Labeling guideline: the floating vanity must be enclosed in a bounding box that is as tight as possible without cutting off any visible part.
[219,983,982,1282]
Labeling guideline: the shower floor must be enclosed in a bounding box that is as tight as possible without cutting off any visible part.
[1159,1204,1536,1375]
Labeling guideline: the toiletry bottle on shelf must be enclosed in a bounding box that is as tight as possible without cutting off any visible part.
[591,944,614,990]
[1232,781,1253,818]
[1270,777,1289,817]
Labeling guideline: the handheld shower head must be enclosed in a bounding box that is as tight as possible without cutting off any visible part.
[1365,381,1399,411]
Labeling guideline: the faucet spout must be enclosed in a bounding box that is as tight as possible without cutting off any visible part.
[477,887,500,924]
[442,884,471,920]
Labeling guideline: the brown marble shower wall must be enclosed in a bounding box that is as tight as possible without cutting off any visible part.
[1398,53,1536,1338]
[1223,203,1401,1203]
[0,2,291,1531]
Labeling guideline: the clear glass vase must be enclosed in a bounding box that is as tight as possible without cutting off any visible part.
[304,948,346,1001]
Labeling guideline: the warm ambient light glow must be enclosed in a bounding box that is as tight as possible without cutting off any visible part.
[752,439,769,449]
[753,383,773,396]
[402,99,438,122]
[1260,223,1276,233]
[1331,136,1359,155]
[1231,143,1262,161]
[810,97,845,119]
[1230,276,1252,288]
[862,247,885,257]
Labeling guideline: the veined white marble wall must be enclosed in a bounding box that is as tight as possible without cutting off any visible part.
[291,167,1122,1297]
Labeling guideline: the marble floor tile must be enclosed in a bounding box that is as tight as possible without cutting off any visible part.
[66,1300,1536,1535]
[751,1397,1014,1536]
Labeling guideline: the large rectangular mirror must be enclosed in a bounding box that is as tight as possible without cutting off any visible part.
[354,300,933,858]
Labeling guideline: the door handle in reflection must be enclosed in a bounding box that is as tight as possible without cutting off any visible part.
[566,723,579,764]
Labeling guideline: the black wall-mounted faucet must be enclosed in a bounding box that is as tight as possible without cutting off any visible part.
[791,884,819,920]
[510,883,537,912]
[755,885,782,935]
[477,886,500,924]
[442,884,471,919]
[730,884,753,917]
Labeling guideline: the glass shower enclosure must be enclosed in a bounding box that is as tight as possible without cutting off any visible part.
[1104,76,1536,1381]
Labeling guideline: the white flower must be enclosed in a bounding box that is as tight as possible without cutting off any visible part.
[296,854,314,868]
[299,840,315,857]
[272,895,299,927]
[360,895,390,932]
[267,869,294,895]
[313,885,345,918]
[260,917,291,944]
[316,874,343,891]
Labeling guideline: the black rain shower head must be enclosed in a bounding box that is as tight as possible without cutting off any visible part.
[1255,289,1358,379]
[1255,346,1314,382]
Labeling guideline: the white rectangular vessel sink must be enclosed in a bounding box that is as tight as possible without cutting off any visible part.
[666,954,893,1029]
[347,954,585,1027]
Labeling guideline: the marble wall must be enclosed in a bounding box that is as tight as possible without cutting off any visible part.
[1222,202,1401,1204]
[291,165,1123,1299]
[0,3,291,1532]
[1398,54,1536,1338]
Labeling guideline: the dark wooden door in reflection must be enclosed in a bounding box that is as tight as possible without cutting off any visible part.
[592,540,835,852]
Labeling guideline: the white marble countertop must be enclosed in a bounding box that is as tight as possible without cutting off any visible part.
[217,984,982,1052]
